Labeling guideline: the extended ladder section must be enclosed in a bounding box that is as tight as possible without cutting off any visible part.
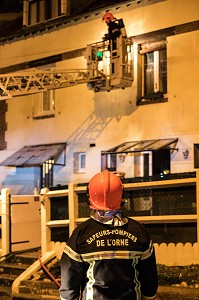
[0,68,103,100]
[0,36,133,100]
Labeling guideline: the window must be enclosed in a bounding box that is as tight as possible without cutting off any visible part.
[134,152,152,177]
[74,152,86,173]
[194,144,199,168]
[23,0,70,26]
[42,159,54,187]
[33,90,55,119]
[28,0,44,25]
[137,42,167,105]
[45,0,61,20]
[101,153,116,172]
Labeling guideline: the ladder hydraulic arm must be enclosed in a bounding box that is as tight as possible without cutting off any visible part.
[0,36,133,101]
[0,68,105,100]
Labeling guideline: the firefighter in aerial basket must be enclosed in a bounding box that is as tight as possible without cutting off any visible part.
[59,170,158,300]
[102,12,127,41]
[102,12,127,53]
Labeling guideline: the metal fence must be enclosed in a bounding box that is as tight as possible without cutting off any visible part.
[39,172,199,265]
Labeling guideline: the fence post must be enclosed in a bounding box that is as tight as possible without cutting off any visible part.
[40,187,50,256]
[1,188,11,257]
[68,183,78,236]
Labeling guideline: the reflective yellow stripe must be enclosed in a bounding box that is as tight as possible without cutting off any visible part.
[82,250,142,261]
[86,261,95,300]
[63,245,83,262]
[142,295,157,300]
[141,241,153,260]
[132,258,141,299]
[64,244,153,263]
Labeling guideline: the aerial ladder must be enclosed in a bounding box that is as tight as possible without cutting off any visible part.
[0,36,133,101]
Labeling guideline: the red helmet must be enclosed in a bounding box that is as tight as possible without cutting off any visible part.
[88,170,123,210]
[102,12,114,23]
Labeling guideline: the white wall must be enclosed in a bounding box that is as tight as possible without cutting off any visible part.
[0,0,199,185]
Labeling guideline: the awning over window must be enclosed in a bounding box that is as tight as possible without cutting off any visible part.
[101,138,178,154]
[0,143,66,167]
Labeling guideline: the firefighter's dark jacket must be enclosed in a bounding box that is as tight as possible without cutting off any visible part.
[59,210,158,300]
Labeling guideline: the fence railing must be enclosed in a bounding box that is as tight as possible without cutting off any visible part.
[0,188,10,257]
[40,172,199,265]
[1,172,199,265]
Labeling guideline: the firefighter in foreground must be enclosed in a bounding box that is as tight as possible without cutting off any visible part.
[59,170,158,300]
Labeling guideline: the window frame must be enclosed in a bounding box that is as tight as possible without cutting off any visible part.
[24,0,69,26]
[42,159,54,187]
[137,41,167,105]
[32,90,56,119]
[73,152,86,174]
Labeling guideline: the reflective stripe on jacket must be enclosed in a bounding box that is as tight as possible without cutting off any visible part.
[59,217,158,300]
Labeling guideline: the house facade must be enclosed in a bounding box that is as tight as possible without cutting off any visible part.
[0,0,199,194]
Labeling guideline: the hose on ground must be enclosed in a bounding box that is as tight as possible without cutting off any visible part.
[38,255,61,288]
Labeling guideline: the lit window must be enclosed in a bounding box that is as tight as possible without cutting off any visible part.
[74,152,86,173]
[137,44,167,105]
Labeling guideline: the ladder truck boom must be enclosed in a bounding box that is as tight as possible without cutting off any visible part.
[0,69,105,100]
[0,37,133,101]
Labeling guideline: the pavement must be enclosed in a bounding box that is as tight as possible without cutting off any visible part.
[157,286,199,300]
